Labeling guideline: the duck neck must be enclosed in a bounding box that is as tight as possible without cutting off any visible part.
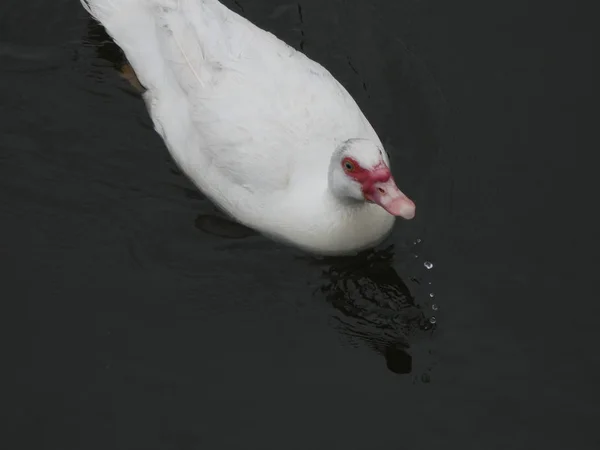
[323,185,366,219]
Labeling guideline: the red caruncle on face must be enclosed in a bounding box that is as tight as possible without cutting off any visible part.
[341,156,416,219]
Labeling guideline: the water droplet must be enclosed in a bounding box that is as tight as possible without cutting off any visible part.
[424,261,434,269]
[414,254,419,258]
[429,316,437,324]
[431,304,438,311]
[429,292,435,298]
[428,281,432,285]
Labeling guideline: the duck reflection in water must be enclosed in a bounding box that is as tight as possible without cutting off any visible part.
[309,245,434,375]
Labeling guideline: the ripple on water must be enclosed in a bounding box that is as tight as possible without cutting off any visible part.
[312,246,437,375]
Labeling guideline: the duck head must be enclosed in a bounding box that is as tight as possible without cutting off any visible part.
[328,138,416,219]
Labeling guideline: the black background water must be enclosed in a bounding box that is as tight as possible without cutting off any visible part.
[2,0,597,448]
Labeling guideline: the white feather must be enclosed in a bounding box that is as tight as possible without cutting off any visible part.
[82,0,408,255]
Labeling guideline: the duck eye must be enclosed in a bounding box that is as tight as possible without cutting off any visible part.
[343,160,355,172]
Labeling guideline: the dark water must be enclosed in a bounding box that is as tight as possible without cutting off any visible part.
[2,0,597,449]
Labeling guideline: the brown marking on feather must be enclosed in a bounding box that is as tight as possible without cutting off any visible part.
[119,62,145,93]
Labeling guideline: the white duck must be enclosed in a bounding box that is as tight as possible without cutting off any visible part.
[81,0,416,255]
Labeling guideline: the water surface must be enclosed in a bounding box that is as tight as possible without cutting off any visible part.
[2,0,597,449]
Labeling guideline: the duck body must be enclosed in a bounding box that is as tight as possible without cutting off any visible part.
[82,0,415,255]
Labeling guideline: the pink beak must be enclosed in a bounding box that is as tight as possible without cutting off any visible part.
[364,178,416,219]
